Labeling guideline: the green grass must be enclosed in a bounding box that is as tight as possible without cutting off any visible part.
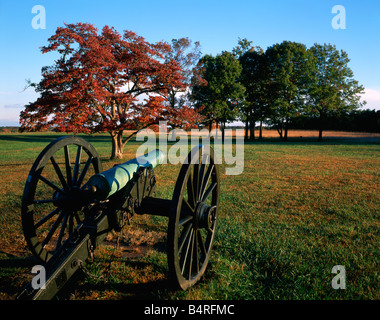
[0,132,379,300]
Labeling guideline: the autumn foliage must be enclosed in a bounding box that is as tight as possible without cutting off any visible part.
[20,23,202,158]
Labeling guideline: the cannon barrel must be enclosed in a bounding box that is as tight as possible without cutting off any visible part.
[86,149,165,200]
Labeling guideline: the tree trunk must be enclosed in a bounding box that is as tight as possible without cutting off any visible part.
[283,127,288,141]
[318,129,323,142]
[245,116,249,140]
[109,124,155,159]
[221,121,226,142]
[171,128,177,141]
[208,121,213,138]
[282,118,288,141]
[277,121,283,139]
[249,120,255,140]
[215,122,219,139]
[245,109,250,140]
[110,130,124,159]
[259,120,263,139]
[318,111,325,142]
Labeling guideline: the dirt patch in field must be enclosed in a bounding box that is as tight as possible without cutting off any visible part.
[102,225,167,259]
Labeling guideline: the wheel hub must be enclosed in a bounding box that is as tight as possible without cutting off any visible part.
[194,202,217,230]
[53,187,90,211]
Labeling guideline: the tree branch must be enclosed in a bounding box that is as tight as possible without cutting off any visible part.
[121,121,158,147]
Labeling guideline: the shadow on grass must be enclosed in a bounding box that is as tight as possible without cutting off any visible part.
[0,255,38,298]
[0,133,112,144]
[55,257,177,300]
[0,255,175,300]
[0,243,176,300]
[63,276,174,300]
[0,255,36,268]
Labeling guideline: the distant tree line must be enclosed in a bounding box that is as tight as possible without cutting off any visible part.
[289,109,380,133]
[190,39,373,141]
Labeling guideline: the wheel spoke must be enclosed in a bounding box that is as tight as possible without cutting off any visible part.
[198,164,206,202]
[187,169,195,207]
[72,145,82,186]
[41,210,65,247]
[34,207,60,229]
[197,229,207,258]
[198,153,210,200]
[200,164,214,201]
[180,228,194,274]
[56,211,69,249]
[50,156,69,191]
[39,175,65,194]
[33,199,55,204]
[188,232,195,279]
[178,223,192,254]
[64,145,72,187]
[77,155,93,187]
[193,164,199,203]
[182,198,194,214]
[193,231,200,274]
[179,215,193,227]
[202,182,217,202]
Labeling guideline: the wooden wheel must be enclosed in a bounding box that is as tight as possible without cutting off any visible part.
[167,145,220,290]
[21,136,102,262]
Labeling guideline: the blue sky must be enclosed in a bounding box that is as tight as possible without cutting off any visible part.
[0,0,379,126]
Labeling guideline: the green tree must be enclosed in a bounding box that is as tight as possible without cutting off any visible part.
[265,41,314,140]
[191,51,245,138]
[239,46,269,140]
[308,43,365,141]
[232,37,255,58]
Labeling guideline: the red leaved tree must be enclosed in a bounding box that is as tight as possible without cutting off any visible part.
[20,23,200,158]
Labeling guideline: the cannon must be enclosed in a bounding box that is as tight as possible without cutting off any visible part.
[16,136,220,299]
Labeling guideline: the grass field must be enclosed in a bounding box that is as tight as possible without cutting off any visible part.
[0,131,379,300]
